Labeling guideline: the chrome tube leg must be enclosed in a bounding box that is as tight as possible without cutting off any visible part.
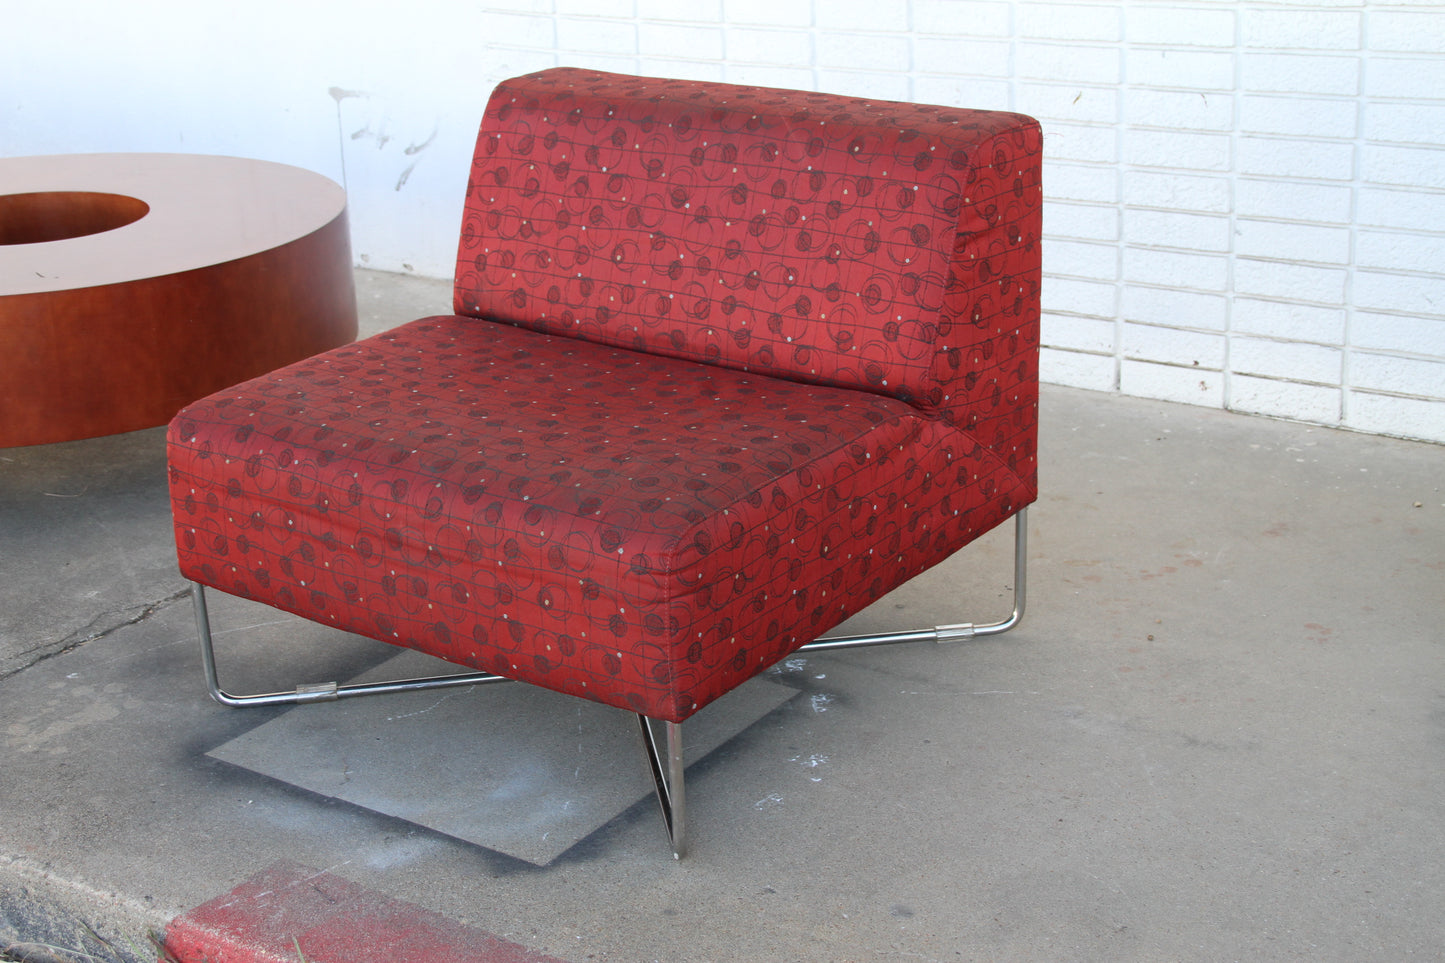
[188,580,510,707]
[971,504,1028,638]
[799,505,1030,651]
[637,715,687,858]
[666,721,686,859]
[193,582,230,705]
[1009,505,1028,627]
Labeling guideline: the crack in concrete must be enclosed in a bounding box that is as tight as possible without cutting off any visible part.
[0,589,190,684]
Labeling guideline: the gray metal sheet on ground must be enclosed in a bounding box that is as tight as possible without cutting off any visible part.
[207,653,797,865]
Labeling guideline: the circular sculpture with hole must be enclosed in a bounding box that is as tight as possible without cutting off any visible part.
[0,153,358,448]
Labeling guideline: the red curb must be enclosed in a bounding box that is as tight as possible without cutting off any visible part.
[162,861,571,963]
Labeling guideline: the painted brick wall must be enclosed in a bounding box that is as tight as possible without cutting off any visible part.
[7,1,1436,442]
[479,0,1445,444]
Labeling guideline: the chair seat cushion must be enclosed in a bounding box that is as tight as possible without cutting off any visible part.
[168,317,1032,721]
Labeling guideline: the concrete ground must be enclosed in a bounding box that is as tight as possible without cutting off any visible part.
[2,269,1442,963]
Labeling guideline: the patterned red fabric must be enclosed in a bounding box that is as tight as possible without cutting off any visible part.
[168,69,1041,723]
[455,68,1042,483]
[169,319,1030,721]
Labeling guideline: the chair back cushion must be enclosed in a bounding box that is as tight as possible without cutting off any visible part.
[454,68,1041,450]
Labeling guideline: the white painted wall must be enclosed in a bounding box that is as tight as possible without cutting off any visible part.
[4,1,1442,443]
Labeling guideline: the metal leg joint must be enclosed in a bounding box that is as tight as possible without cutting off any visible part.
[934,623,977,643]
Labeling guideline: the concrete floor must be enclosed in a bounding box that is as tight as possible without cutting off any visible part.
[2,269,1442,962]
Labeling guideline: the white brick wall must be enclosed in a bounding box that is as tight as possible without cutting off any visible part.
[12,1,1436,443]
[467,0,1445,443]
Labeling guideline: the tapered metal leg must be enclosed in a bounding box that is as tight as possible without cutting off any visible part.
[190,582,510,708]
[637,715,686,859]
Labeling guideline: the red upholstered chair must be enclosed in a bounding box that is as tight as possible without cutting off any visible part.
[168,68,1041,857]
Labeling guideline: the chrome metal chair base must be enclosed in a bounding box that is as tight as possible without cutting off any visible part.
[188,508,1027,858]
